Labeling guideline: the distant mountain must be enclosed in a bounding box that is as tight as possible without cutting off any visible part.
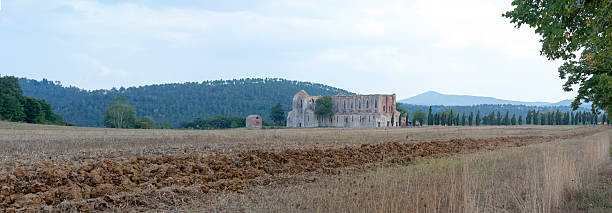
[400,91,589,107]
[19,78,354,127]
[550,99,575,106]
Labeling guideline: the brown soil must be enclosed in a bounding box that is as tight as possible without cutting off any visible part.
[0,129,601,211]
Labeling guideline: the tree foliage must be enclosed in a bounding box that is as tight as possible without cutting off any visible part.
[181,116,245,129]
[270,102,286,126]
[103,97,156,129]
[135,116,156,129]
[315,96,334,118]
[0,76,68,125]
[104,97,137,129]
[504,0,612,118]
[396,103,408,120]
[412,109,427,125]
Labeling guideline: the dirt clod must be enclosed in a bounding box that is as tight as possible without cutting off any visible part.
[0,129,600,211]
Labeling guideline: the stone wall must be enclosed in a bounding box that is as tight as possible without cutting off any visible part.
[245,115,262,128]
[287,90,400,128]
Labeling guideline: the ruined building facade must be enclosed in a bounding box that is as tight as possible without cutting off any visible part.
[287,90,400,128]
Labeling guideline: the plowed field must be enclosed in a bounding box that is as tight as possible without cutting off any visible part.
[0,125,602,212]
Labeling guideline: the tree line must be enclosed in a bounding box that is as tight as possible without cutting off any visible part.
[180,102,287,129]
[175,102,605,130]
[19,78,353,127]
[421,107,606,126]
[0,76,70,125]
[89,90,612,130]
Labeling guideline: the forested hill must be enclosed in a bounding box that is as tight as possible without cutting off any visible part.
[18,78,354,127]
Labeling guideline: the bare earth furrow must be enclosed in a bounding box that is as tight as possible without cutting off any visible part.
[0,129,602,211]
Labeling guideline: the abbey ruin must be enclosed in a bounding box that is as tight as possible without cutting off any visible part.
[287,90,400,128]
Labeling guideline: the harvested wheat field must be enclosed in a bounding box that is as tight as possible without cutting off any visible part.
[0,122,610,212]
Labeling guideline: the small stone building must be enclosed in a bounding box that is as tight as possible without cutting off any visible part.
[245,115,262,128]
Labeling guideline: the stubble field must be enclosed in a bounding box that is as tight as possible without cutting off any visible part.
[0,122,609,212]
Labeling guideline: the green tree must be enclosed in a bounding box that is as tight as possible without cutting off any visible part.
[181,116,245,129]
[526,111,532,125]
[160,122,172,129]
[396,103,408,126]
[427,106,433,125]
[315,96,334,118]
[511,114,517,125]
[503,110,510,125]
[104,97,137,128]
[518,115,523,125]
[468,112,474,126]
[0,76,26,122]
[0,94,25,122]
[434,113,440,125]
[441,112,447,126]
[455,113,460,126]
[270,102,285,126]
[396,103,407,117]
[475,111,481,126]
[22,97,43,123]
[135,116,156,129]
[412,109,427,125]
[504,1,612,120]
[0,76,67,125]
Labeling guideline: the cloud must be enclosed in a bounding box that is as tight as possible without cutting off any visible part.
[0,0,576,102]
[47,0,541,56]
[75,55,128,78]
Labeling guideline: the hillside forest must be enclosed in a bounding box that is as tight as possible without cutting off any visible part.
[19,78,354,127]
[5,76,605,129]
[0,76,69,125]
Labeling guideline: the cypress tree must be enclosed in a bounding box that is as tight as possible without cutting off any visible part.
[427,106,433,126]
[475,111,480,126]
[503,110,510,125]
[525,111,531,125]
[469,112,474,126]
[441,112,447,126]
[455,113,460,126]
[434,113,439,125]
[496,111,501,125]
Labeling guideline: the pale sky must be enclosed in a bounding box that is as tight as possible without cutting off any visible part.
[0,0,576,102]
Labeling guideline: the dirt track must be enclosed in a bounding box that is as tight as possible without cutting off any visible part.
[0,128,602,211]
